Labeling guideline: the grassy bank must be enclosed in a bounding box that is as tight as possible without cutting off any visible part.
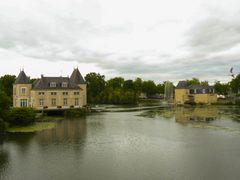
[7,122,56,133]
[6,115,64,133]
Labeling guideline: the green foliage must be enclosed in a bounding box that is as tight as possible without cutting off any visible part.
[85,73,165,104]
[8,107,36,126]
[65,108,87,118]
[85,72,106,103]
[134,78,143,94]
[0,75,16,106]
[157,83,165,94]
[186,77,200,86]
[201,80,209,86]
[0,118,6,134]
[142,80,158,97]
[230,74,240,94]
[214,81,230,95]
[106,77,124,89]
[0,75,16,97]
[0,90,10,120]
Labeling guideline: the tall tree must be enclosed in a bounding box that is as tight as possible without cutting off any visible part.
[186,77,200,86]
[214,81,230,95]
[230,74,240,94]
[0,75,16,97]
[134,78,142,94]
[142,80,157,97]
[106,77,124,89]
[85,73,106,103]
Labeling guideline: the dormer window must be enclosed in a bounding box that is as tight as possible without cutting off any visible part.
[50,82,56,87]
[62,82,68,87]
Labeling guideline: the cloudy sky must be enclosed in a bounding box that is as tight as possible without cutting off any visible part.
[0,0,240,84]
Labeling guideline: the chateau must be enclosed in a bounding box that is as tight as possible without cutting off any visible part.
[13,68,87,109]
[175,81,217,105]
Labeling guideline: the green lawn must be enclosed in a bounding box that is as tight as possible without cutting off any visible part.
[7,122,57,133]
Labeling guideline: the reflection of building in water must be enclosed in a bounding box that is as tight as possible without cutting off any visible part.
[36,119,87,144]
[175,107,218,124]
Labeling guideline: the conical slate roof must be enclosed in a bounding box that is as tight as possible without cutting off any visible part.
[15,70,30,84]
[70,68,85,84]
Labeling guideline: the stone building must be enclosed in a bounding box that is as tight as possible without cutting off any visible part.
[13,68,87,109]
[175,81,217,105]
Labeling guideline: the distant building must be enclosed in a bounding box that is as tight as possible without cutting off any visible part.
[175,81,217,105]
[13,68,87,109]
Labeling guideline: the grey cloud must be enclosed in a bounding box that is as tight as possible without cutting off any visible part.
[187,16,240,54]
[0,1,239,84]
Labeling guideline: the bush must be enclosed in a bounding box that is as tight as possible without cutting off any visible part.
[8,107,36,126]
[65,108,86,118]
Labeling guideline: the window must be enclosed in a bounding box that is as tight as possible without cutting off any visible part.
[20,99,28,107]
[63,92,68,95]
[51,98,56,106]
[39,99,44,106]
[21,88,26,95]
[63,98,68,106]
[62,82,68,87]
[74,92,80,95]
[74,98,79,106]
[51,92,57,95]
[202,89,206,94]
[38,92,45,95]
[190,89,195,94]
[50,82,57,87]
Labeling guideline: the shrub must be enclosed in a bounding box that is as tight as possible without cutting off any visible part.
[65,108,86,118]
[8,107,36,126]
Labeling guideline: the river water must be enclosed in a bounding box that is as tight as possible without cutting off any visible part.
[1,105,240,180]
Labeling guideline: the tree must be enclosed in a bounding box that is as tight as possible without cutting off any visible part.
[85,73,106,103]
[214,81,230,95]
[134,78,143,94]
[142,80,157,97]
[201,80,209,86]
[230,74,240,94]
[123,80,135,90]
[0,75,16,97]
[157,83,165,94]
[106,77,124,89]
[0,90,10,120]
[186,77,200,86]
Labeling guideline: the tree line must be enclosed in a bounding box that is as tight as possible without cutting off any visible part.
[85,73,165,104]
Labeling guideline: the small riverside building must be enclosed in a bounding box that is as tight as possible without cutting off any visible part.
[13,68,87,110]
[175,81,217,105]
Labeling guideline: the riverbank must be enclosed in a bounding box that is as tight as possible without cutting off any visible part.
[6,116,64,133]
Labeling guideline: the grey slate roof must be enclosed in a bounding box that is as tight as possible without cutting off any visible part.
[176,81,215,90]
[176,81,188,89]
[32,76,80,90]
[15,71,30,84]
[70,68,86,84]
[188,84,214,90]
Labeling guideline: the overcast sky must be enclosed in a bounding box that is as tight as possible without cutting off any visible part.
[0,0,240,84]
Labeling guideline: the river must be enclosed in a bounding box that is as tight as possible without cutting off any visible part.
[1,105,240,180]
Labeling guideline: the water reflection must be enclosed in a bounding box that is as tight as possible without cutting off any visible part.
[0,150,9,178]
[36,117,87,146]
[175,107,218,124]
